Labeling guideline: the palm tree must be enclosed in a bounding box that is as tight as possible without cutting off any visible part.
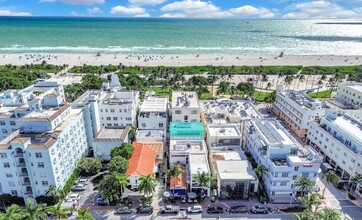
[194,171,211,197]
[169,163,184,199]
[45,185,64,201]
[217,82,230,96]
[299,192,321,213]
[47,201,73,219]
[138,174,157,197]
[77,208,93,220]
[253,164,268,180]
[295,176,314,197]
[349,174,362,194]
[162,167,170,191]
[316,207,341,220]
[23,201,47,220]
[321,170,339,198]
[291,209,314,220]
[0,204,24,220]
[316,80,323,98]
[297,75,305,89]
[116,173,129,195]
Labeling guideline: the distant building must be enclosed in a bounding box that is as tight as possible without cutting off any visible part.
[172,91,200,122]
[93,127,130,160]
[335,81,362,107]
[189,154,211,196]
[0,105,87,202]
[243,118,322,203]
[273,89,324,139]
[169,139,207,165]
[306,111,362,181]
[136,129,165,143]
[138,94,168,131]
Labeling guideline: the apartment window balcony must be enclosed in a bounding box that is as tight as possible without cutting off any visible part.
[19,172,28,177]
[13,153,24,158]
[22,182,31,186]
[24,190,33,195]
[17,163,26,168]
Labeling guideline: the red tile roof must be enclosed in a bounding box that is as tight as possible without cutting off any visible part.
[126,143,155,176]
[212,154,225,161]
[170,164,187,188]
[133,142,163,156]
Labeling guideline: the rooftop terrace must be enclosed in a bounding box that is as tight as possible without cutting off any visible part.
[170,140,207,154]
[281,90,321,110]
[140,96,168,113]
[172,91,199,108]
[208,124,241,137]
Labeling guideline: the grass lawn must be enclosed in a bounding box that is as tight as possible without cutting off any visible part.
[308,89,333,98]
[253,90,271,102]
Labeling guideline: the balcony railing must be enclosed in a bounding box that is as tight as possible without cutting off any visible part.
[19,172,28,177]
[13,153,24,158]
[22,182,31,186]
[24,191,33,195]
[17,163,26,168]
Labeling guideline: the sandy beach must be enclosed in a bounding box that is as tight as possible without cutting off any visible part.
[0,53,361,67]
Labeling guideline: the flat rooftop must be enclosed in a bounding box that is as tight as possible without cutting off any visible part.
[189,154,210,175]
[94,127,130,142]
[327,114,362,144]
[19,104,69,122]
[325,98,360,110]
[140,96,168,113]
[347,84,362,93]
[170,140,207,154]
[136,129,164,139]
[281,90,321,110]
[56,108,82,131]
[208,125,241,137]
[253,119,295,145]
[172,91,199,108]
[200,99,261,124]
[212,151,243,161]
[216,160,256,181]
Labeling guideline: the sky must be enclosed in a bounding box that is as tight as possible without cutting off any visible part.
[0,0,361,19]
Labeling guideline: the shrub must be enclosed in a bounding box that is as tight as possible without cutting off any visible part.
[62,168,81,195]
[78,157,102,175]
[0,194,25,206]
[35,195,57,206]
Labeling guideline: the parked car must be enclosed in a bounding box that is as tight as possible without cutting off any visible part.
[77,178,88,185]
[251,206,269,214]
[71,183,86,191]
[160,205,179,214]
[187,205,202,213]
[136,205,153,214]
[207,206,223,214]
[229,205,248,213]
[114,207,133,215]
[96,197,109,206]
[68,194,81,201]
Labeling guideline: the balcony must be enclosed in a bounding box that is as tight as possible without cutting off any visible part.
[24,191,33,195]
[17,163,26,168]
[19,172,29,177]
[13,153,24,158]
[22,182,31,186]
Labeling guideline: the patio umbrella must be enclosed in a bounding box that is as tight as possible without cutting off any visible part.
[163,191,170,198]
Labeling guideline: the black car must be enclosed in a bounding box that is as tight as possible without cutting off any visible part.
[136,205,153,214]
[114,207,133,215]
[229,205,248,213]
[207,206,224,214]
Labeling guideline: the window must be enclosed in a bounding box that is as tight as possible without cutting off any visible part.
[142,123,146,128]
[8,181,15,187]
[6,173,13,178]
[274,173,278,177]
[114,123,118,127]
[0,121,5,125]
[126,117,132,121]
[113,117,118,120]
[3,162,10,168]
[106,117,111,121]
[107,123,112,126]
[175,110,181,114]
[10,190,17,195]
[100,109,103,112]
[282,173,289,177]
[105,109,108,113]
[292,175,297,180]
[2,129,7,133]
[159,123,164,128]
[124,109,127,113]
[280,182,288,186]
[273,182,276,186]
[302,173,309,178]
[342,160,346,165]
[294,166,299,171]
[37,162,44,168]
[35,152,42,158]
[41,181,48,186]
[119,109,122,113]
[291,184,295,189]
[110,109,115,113]
[191,110,198,114]
[0,153,7,158]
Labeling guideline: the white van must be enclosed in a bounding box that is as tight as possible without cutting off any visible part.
[187,205,202,213]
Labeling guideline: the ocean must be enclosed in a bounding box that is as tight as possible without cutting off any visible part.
[0,17,361,55]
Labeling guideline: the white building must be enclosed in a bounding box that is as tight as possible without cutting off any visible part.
[93,127,130,161]
[169,140,207,165]
[136,129,165,143]
[273,89,324,139]
[0,105,87,202]
[324,99,362,122]
[206,124,242,150]
[138,95,168,130]
[0,81,65,141]
[188,154,211,196]
[335,81,362,107]
[243,119,322,203]
[306,111,362,181]
[172,91,200,122]
[216,160,258,200]
[200,99,261,125]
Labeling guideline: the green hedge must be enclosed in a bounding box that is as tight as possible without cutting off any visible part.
[0,194,25,206]
[35,195,57,206]
[62,168,81,196]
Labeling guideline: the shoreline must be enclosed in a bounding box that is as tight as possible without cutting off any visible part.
[0,53,361,67]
